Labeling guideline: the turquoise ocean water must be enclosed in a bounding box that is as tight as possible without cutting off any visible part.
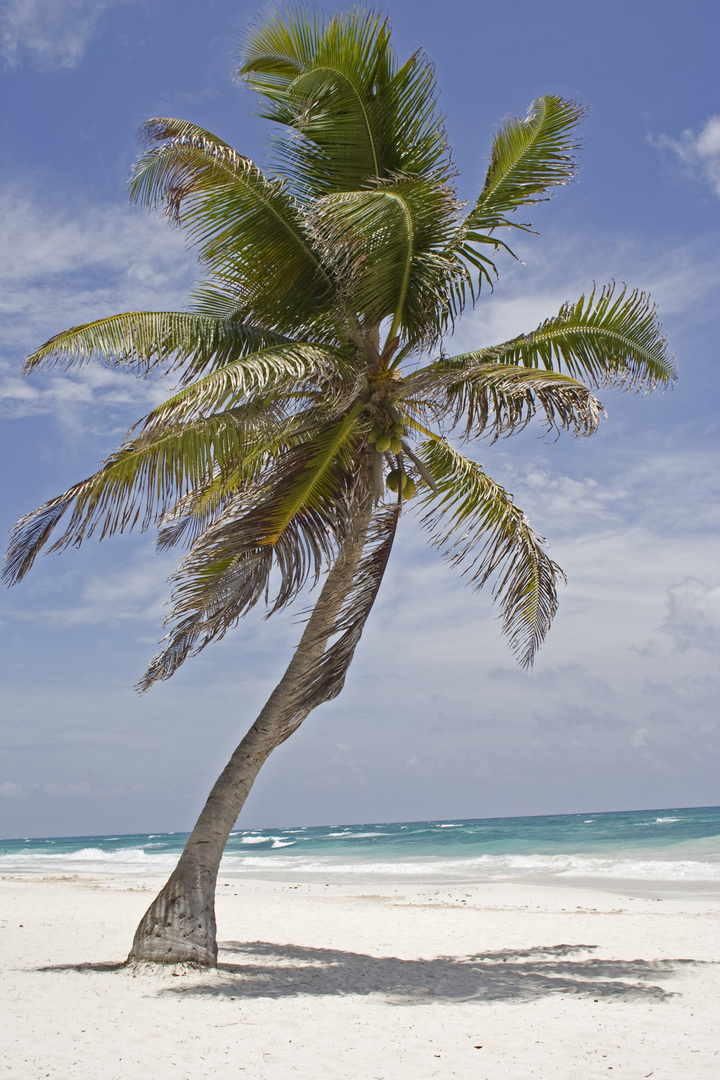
[2,806,718,894]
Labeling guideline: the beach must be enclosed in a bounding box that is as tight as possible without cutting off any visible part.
[2,871,718,1079]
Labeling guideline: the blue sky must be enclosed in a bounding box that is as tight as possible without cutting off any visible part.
[1,0,719,839]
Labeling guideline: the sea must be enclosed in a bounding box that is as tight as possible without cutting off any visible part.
[2,806,718,898]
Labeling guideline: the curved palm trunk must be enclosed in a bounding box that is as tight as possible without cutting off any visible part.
[128,494,374,966]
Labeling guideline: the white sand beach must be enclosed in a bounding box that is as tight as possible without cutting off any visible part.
[1,873,718,1079]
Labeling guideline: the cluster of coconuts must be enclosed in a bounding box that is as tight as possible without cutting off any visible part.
[367,420,405,455]
[367,418,416,497]
[386,469,416,499]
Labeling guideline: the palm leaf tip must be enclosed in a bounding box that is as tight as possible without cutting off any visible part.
[2,495,71,586]
[439,283,675,393]
[464,95,586,238]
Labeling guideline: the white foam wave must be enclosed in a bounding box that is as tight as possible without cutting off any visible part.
[2,844,717,886]
[324,831,383,840]
[212,851,720,884]
[0,846,180,874]
[238,835,292,846]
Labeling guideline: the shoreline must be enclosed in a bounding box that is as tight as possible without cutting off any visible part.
[2,873,718,1078]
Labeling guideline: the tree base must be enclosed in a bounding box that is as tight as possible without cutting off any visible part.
[127,866,218,966]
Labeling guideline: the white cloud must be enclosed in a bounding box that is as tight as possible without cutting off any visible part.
[649,116,720,198]
[1,0,122,70]
[0,186,195,346]
[661,577,720,653]
[448,227,720,358]
[0,184,196,426]
[0,357,170,434]
[20,549,175,626]
[0,780,25,798]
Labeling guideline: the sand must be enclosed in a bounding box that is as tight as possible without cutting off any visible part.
[1,873,718,1079]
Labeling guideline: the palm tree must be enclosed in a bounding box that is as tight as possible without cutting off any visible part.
[3,9,674,966]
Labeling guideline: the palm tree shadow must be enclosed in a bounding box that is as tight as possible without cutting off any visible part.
[159,940,697,1003]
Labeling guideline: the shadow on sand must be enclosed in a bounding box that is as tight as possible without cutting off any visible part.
[37,942,699,1003]
[169,941,695,1002]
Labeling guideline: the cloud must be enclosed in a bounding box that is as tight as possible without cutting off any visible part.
[0,184,196,427]
[17,549,175,627]
[649,116,720,198]
[0,185,195,346]
[0,779,125,798]
[660,577,720,653]
[630,727,649,748]
[1,0,122,70]
[0,780,25,798]
[447,226,720,363]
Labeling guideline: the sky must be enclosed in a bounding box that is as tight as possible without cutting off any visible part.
[1,0,719,840]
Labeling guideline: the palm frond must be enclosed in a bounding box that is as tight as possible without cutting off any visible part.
[443,96,585,301]
[305,176,465,346]
[286,502,400,709]
[240,8,450,197]
[465,95,585,233]
[1,406,290,585]
[404,363,604,441]
[135,418,369,688]
[136,341,355,434]
[130,119,336,333]
[23,311,283,379]
[153,403,343,552]
[416,440,564,667]
[441,284,675,389]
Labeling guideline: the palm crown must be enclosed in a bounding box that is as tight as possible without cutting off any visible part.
[4,9,674,695]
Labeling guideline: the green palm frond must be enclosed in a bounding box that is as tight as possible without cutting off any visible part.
[23,311,283,378]
[465,95,585,235]
[306,176,465,345]
[416,439,564,667]
[154,403,334,552]
[447,96,584,300]
[130,119,335,333]
[1,406,288,586]
[240,8,450,197]
[255,408,365,552]
[137,341,355,434]
[442,285,675,389]
[136,423,369,688]
[404,363,604,441]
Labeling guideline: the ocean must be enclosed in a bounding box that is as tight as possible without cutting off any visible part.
[2,805,718,896]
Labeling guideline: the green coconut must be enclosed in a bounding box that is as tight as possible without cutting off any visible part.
[386,470,400,492]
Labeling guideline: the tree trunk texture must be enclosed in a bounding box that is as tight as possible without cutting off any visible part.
[127,494,373,966]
